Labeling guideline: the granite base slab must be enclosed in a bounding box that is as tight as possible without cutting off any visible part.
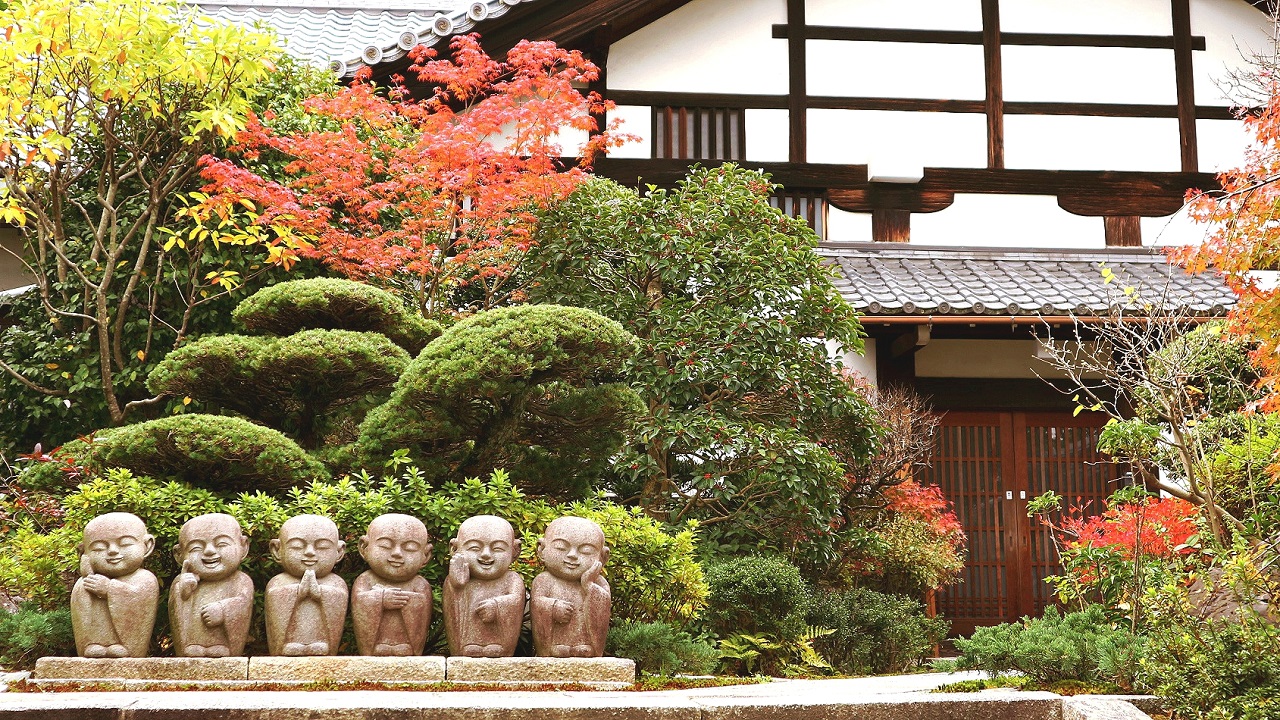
[34,657,248,681]
[248,656,446,682]
[445,656,635,685]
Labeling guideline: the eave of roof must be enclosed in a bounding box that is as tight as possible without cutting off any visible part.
[197,0,545,78]
[819,243,1237,320]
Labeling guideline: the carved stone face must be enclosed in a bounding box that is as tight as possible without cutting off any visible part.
[82,512,154,578]
[271,514,344,578]
[537,517,607,582]
[175,513,249,582]
[360,514,432,583]
[450,515,517,582]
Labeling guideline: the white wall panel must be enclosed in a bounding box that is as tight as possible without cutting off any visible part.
[1191,0,1274,106]
[1004,116,1181,171]
[808,109,987,166]
[1002,46,1177,104]
[606,106,652,159]
[608,0,786,94]
[807,0,980,31]
[1000,0,1172,35]
[912,194,1102,248]
[808,41,986,99]
[745,109,790,162]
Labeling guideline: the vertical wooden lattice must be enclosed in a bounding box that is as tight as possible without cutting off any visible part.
[770,189,827,239]
[653,107,747,161]
[923,418,1009,634]
[1023,416,1120,615]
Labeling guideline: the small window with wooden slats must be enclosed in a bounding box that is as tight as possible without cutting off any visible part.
[769,189,828,240]
[653,107,746,161]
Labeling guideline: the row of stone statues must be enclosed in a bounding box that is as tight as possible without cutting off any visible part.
[71,511,611,659]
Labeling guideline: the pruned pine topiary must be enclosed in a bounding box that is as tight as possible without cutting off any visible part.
[357,304,643,499]
[233,278,442,354]
[51,415,328,494]
[147,330,410,448]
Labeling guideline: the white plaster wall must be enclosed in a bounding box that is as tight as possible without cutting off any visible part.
[1191,0,1275,106]
[915,338,1073,379]
[1002,46,1177,104]
[910,195,1103,248]
[1004,116,1183,171]
[606,105,652,159]
[807,41,986,100]
[0,228,32,291]
[838,337,877,385]
[807,0,980,31]
[607,0,787,94]
[1001,0,1172,34]
[745,109,790,162]
[808,109,987,167]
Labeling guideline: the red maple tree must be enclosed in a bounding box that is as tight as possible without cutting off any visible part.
[1173,88,1280,407]
[195,35,629,317]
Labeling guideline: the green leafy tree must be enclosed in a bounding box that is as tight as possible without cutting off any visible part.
[357,304,644,499]
[0,0,302,454]
[530,166,876,565]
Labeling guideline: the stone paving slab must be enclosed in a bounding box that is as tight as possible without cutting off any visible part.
[34,657,248,681]
[247,655,446,682]
[447,657,635,684]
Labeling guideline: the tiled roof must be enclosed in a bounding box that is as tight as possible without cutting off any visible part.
[819,244,1237,317]
[197,0,542,78]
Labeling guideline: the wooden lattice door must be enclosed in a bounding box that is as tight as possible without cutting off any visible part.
[920,411,1120,636]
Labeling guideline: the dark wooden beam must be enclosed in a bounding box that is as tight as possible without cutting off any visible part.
[593,158,1216,193]
[587,26,611,144]
[1171,0,1199,172]
[1104,216,1143,246]
[1058,192,1185,216]
[787,0,807,163]
[872,208,911,242]
[771,24,1207,50]
[982,0,1004,169]
[608,90,1238,119]
[829,187,955,214]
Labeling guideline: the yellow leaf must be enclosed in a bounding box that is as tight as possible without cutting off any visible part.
[44,363,58,370]
[183,396,192,406]
[136,350,146,361]
[61,372,70,379]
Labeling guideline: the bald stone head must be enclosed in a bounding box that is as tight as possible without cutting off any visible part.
[270,514,344,578]
[81,512,155,578]
[450,515,519,581]
[175,513,249,582]
[360,514,432,582]
[537,516,608,582]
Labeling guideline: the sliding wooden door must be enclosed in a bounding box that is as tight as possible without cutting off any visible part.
[920,411,1120,636]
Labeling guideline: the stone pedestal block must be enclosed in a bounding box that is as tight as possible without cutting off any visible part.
[34,656,248,681]
[445,656,635,684]
[246,655,446,682]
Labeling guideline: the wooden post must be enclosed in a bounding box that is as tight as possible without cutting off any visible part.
[1172,0,1198,172]
[1103,216,1142,246]
[787,0,807,163]
[872,208,911,242]
[982,0,1005,169]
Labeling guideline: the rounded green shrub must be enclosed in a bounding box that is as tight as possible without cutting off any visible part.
[357,304,643,498]
[233,278,442,354]
[148,330,409,448]
[806,587,948,674]
[48,415,328,493]
[705,554,807,638]
[607,621,718,676]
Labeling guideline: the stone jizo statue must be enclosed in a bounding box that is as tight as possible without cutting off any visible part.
[265,514,348,656]
[71,512,159,658]
[169,513,254,657]
[531,516,610,658]
[352,513,433,656]
[443,515,525,657]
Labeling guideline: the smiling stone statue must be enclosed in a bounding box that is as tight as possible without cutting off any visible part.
[265,514,348,656]
[351,513,433,656]
[531,516,611,658]
[443,515,525,658]
[169,513,254,657]
[71,512,159,658]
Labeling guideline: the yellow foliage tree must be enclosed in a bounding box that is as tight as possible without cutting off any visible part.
[0,0,285,425]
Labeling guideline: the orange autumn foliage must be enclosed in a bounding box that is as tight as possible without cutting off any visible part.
[196,34,631,316]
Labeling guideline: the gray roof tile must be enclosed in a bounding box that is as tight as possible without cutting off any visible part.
[818,244,1236,317]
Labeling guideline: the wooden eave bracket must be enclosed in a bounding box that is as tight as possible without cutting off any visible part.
[890,324,931,358]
